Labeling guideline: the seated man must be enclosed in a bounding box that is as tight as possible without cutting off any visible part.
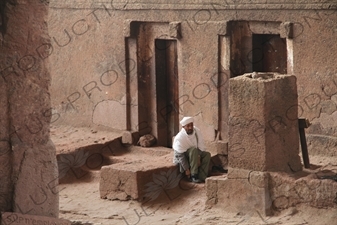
[172,116,211,183]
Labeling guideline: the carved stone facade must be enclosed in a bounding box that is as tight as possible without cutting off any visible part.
[48,1,337,157]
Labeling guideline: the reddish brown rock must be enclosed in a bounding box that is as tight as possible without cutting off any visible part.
[229,73,302,173]
[206,141,228,156]
[1,212,70,225]
[0,0,58,217]
[100,154,179,201]
[206,169,337,216]
[206,171,272,216]
[138,134,157,147]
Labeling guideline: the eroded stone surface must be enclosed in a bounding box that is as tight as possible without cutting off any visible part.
[48,3,337,154]
[0,0,58,216]
[206,169,337,216]
[206,171,272,216]
[307,134,337,157]
[229,73,302,172]
[100,153,178,201]
[206,141,228,156]
[1,212,70,225]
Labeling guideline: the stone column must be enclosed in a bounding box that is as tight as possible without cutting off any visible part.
[228,73,302,172]
[0,0,58,217]
[207,73,302,216]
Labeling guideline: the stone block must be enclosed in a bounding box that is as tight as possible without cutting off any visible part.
[205,175,227,205]
[122,131,133,144]
[269,172,337,209]
[227,167,250,179]
[206,169,272,216]
[207,168,337,215]
[229,73,302,172]
[100,155,178,201]
[307,134,337,157]
[1,212,70,225]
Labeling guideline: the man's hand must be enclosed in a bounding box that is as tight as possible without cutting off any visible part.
[185,169,191,177]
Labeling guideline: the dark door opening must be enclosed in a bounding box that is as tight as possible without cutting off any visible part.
[155,39,179,147]
[251,34,287,74]
[229,21,288,78]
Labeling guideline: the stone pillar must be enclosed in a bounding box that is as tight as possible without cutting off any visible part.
[206,73,303,216]
[228,73,302,172]
[0,0,58,217]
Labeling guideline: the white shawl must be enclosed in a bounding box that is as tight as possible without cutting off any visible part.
[173,126,206,153]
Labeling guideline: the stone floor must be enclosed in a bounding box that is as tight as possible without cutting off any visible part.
[51,125,337,225]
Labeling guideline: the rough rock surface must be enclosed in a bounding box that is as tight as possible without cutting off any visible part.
[229,73,302,172]
[1,212,70,225]
[138,134,157,147]
[48,1,337,155]
[100,150,176,201]
[206,167,337,216]
[47,125,337,224]
[0,0,58,217]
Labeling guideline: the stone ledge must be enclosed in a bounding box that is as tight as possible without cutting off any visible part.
[206,170,272,216]
[206,169,337,216]
[99,153,178,201]
[50,0,336,10]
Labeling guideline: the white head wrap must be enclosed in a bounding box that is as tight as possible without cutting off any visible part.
[180,117,194,126]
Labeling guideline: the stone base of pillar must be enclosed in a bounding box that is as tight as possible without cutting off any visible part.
[206,168,337,216]
[206,168,272,217]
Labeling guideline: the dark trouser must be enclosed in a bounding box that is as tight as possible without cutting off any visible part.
[185,147,211,181]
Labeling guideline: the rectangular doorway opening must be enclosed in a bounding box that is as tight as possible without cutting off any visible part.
[251,34,287,74]
[229,21,289,78]
[155,39,179,147]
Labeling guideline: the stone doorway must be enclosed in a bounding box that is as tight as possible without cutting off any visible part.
[251,34,287,73]
[229,21,290,78]
[125,22,180,148]
[155,39,179,147]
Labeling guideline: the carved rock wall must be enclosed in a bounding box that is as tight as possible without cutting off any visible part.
[48,1,337,154]
[0,0,58,217]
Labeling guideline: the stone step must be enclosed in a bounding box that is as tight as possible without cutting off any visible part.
[57,141,174,184]
[206,168,337,216]
[99,153,179,201]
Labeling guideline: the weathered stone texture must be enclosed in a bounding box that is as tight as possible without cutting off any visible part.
[122,131,133,145]
[1,212,70,225]
[100,154,177,201]
[229,73,302,172]
[49,0,337,154]
[269,172,337,209]
[47,2,337,152]
[0,0,58,217]
[92,100,127,130]
[206,170,337,215]
[206,170,272,216]
[206,141,228,156]
[307,134,337,157]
